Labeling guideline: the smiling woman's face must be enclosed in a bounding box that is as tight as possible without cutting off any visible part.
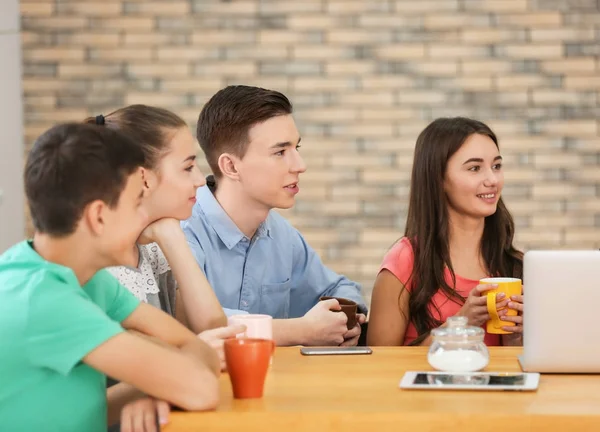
[443,133,504,220]
[142,127,206,222]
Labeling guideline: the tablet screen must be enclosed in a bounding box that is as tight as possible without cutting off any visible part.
[413,373,527,386]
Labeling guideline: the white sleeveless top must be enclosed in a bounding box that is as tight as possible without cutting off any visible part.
[107,243,177,316]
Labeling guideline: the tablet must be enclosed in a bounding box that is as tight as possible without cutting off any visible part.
[399,371,540,391]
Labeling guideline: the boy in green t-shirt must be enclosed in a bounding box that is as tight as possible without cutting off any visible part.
[0,124,220,432]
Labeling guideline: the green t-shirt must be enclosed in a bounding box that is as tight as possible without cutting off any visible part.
[0,241,140,432]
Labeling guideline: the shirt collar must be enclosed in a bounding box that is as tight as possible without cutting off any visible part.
[196,186,272,250]
[256,218,271,239]
[20,240,79,283]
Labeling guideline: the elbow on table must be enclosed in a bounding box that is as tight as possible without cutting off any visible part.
[174,370,220,411]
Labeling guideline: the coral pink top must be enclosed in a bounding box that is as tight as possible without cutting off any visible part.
[380,237,501,346]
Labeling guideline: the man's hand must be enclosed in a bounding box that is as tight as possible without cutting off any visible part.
[301,299,348,345]
[340,313,367,347]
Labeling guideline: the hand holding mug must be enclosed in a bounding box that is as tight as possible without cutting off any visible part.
[479,277,522,335]
[302,299,348,346]
[340,313,367,347]
[501,291,524,334]
[456,283,509,327]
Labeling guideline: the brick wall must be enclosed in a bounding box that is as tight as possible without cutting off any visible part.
[21,0,600,305]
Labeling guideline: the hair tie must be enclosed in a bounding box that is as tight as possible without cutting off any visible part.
[206,175,216,191]
[95,115,105,125]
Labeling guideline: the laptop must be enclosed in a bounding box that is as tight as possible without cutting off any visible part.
[519,250,600,373]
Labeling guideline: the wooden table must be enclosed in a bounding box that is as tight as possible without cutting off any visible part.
[165,347,600,431]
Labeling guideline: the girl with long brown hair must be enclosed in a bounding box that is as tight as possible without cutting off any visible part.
[368,117,524,347]
[86,106,242,430]
[86,106,228,334]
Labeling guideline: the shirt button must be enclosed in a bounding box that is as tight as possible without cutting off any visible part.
[241,301,248,307]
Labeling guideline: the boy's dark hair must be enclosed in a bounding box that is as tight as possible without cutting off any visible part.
[25,123,145,236]
[197,85,293,177]
[84,104,187,171]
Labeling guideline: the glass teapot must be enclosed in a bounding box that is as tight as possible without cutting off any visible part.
[427,316,489,372]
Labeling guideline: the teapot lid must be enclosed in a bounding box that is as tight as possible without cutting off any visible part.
[430,316,485,341]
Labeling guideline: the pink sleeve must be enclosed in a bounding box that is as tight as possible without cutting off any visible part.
[379,237,415,291]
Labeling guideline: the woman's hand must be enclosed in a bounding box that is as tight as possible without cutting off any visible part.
[501,293,524,346]
[137,218,182,245]
[198,324,247,371]
[456,283,509,327]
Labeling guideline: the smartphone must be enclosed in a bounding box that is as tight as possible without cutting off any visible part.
[399,371,540,391]
[300,346,373,356]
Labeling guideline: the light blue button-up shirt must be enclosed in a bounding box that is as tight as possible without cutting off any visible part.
[181,186,367,318]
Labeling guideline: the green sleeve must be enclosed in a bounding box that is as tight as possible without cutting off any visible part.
[26,272,124,376]
[85,269,141,323]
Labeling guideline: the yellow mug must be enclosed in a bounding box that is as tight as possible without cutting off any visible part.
[479,277,522,335]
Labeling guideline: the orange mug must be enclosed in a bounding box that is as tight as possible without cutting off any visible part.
[224,338,275,399]
[479,277,522,334]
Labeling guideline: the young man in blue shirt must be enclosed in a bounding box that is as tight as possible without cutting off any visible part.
[182,85,367,346]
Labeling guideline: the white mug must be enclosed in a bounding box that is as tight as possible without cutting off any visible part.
[228,314,273,340]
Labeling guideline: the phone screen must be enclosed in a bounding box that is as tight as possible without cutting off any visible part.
[300,346,372,355]
[413,373,526,387]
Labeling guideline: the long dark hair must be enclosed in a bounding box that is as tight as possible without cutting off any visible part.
[403,117,523,345]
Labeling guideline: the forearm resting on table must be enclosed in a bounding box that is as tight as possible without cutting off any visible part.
[272,318,308,346]
[128,329,177,349]
[128,329,220,376]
